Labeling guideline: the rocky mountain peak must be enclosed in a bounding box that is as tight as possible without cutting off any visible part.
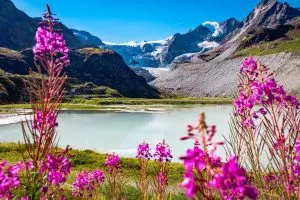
[244,0,300,29]
[258,0,277,7]
[219,18,242,40]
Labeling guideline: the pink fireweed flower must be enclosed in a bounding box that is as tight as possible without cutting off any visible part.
[240,57,257,75]
[33,110,58,131]
[136,142,152,160]
[72,169,105,197]
[181,171,198,198]
[210,157,258,200]
[180,146,221,198]
[40,153,71,185]
[153,140,173,162]
[234,57,300,128]
[0,161,22,199]
[181,146,221,172]
[19,197,30,200]
[33,27,69,64]
[294,139,300,176]
[105,153,120,173]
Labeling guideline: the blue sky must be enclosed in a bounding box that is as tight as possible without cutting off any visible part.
[12,0,300,43]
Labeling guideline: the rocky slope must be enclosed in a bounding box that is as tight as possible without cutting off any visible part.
[152,52,300,97]
[0,47,159,101]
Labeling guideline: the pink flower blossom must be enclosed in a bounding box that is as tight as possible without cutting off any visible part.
[181,171,198,198]
[0,161,22,199]
[33,27,69,64]
[181,146,221,172]
[105,153,120,173]
[72,169,105,197]
[153,140,173,162]
[40,153,71,185]
[210,157,258,200]
[294,139,300,176]
[33,110,58,131]
[136,142,152,160]
[234,57,300,128]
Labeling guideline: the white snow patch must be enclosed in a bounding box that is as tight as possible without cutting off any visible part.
[103,36,173,48]
[202,21,223,37]
[197,41,219,50]
[143,67,169,78]
[103,40,140,47]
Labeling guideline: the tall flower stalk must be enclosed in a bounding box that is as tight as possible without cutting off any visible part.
[20,4,70,199]
[103,153,124,200]
[153,140,172,200]
[136,142,152,199]
[226,57,300,199]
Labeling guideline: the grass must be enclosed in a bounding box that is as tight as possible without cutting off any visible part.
[0,143,187,199]
[0,143,184,184]
[67,97,233,105]
[0,97,233,113]
[233,39,300,57]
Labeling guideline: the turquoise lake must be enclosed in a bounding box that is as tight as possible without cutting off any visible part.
[0,105,233,161]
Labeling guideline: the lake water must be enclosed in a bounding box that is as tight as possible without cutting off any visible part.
[0,105,233,161]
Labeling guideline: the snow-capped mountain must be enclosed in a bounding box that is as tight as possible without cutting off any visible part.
[99,22,229,67]
[100,37,172,68]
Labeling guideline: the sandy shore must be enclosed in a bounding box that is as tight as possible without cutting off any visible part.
[0,104,191,125]
[0,114,32,125]
[0,109,32,125]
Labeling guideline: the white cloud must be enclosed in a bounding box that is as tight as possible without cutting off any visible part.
[202,21,223,37]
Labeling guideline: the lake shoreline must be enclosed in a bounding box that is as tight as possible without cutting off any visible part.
[0,104,217,125]
[0,98,233,125]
